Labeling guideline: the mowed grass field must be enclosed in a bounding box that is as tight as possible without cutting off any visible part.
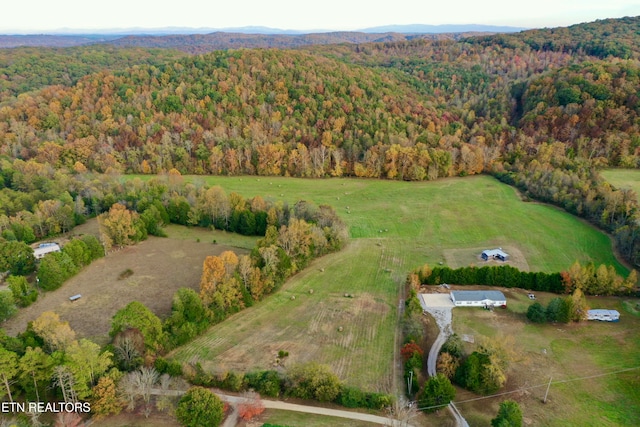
[171,174,625,272]
[602,168,640,195]
[170,175,628,395]
[451,290,640,427]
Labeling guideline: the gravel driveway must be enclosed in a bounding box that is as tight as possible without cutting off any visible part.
[419,292,469,427]
[419,293,454,376]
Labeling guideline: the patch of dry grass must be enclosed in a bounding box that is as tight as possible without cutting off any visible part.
[3,235,248,343]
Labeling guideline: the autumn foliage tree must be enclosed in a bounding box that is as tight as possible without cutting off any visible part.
[31,311,77,352]
[237,390,265,421]
[401,341,424,362]
[91,375,123,419]
[199,251,245,317]
[98,203,145,250]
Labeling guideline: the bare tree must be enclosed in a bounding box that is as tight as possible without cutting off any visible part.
[113,328,145,371]
[119,367,159,416]
[53,366,78,403]
[387,399,419,427]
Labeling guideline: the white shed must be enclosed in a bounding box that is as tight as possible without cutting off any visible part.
[450,290,507,308]
[587,309,620,322]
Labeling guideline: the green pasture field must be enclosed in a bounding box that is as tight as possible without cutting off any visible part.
[155,174,625,273]
[259,409,380,427]
[601,168,640,195]
[167,175,628,397]
[451,291,640,426]
[163,223,259,249]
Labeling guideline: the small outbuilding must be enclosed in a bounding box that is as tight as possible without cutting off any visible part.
[34,243,61,259]
[450,290,507,308]
[481,248,509,261]
[587,309,620,322]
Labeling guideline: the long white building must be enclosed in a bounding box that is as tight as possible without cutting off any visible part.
[450,290,507,308]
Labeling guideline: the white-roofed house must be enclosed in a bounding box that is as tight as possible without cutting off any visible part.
[450,290,507,308]
[33,243,61,259]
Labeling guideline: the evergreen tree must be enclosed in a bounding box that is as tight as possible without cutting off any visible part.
[176,386,224,427]
[492,400,523,427]
[419,373,456,413]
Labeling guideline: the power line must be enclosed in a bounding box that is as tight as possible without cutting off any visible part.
[415,365,640,412]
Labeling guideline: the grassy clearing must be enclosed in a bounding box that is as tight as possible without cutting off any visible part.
[601,169,640,194]
[175,175,626,273]
[91,411,180,427]
[163,223,258,250]
[259,409,379,427]
[451,294,640,427]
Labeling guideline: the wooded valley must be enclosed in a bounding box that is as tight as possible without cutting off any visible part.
[1,16,640,427]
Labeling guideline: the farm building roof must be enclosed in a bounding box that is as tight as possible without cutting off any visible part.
[587,309,620,317]
[482,249,509,257]
[451,290,506,302]
[33,243,61,258]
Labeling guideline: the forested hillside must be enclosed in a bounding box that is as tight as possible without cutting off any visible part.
[0,46,186,99]
[1,16,640,263]
[105,31,413,53]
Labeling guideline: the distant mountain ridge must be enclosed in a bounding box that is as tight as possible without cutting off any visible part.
[359,24,527,33]
[0,24,525,49]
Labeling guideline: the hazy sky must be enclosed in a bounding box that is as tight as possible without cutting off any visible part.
[3,0,640,32]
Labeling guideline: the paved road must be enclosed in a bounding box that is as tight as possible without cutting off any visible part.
[257,399,409,426]
[151,388,412,426]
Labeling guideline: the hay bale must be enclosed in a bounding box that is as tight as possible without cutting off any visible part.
[290,295,296,301]
[309,289,314,294]
[338,326,343,332]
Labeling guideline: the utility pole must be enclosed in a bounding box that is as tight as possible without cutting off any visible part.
[543,377,552,403]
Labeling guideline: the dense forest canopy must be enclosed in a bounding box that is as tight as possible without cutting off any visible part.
[0,16,640,263]
[0,46,186,100]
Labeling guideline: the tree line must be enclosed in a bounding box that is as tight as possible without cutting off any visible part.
[410,262,636,296]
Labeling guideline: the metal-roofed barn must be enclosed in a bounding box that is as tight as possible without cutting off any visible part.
[481,249,509,261]
[450,290,507,308]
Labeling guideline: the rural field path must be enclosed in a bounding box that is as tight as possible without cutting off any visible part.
[419,293,469,427]
[151,388,412,426]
